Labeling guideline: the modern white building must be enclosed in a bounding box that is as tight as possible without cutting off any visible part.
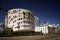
[5,8,57,35]
[35,24,55,34]
[5,8,35,32]
[35,26,48,34]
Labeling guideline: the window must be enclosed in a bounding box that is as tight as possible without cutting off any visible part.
[17,22,20,28]
[13,21,14,23]
[19,13,20,14]
[19,22,20,23]
[23,12,25,18]
[19,10,20,11]
[18,18,22,20]
[23,12,25,14]
[16,26,20,28]
[13,10,17,13]
[13,15,16,18]
[18,18,20,20]
[28,13,30,19]
[19,15,20,17]
[10,18,13,21]
[17,22,22,24]
[13,20,16,23]
[21,18,22,20]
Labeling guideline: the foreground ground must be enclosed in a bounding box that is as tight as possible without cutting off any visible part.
[0,34,60,40]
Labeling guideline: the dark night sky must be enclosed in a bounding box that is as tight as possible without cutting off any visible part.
[0,0,60,25]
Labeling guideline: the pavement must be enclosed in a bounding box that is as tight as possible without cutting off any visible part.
[0,34,60,40]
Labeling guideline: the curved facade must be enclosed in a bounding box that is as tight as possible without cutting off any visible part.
[34,16,39,26]
[5,9,35,32]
